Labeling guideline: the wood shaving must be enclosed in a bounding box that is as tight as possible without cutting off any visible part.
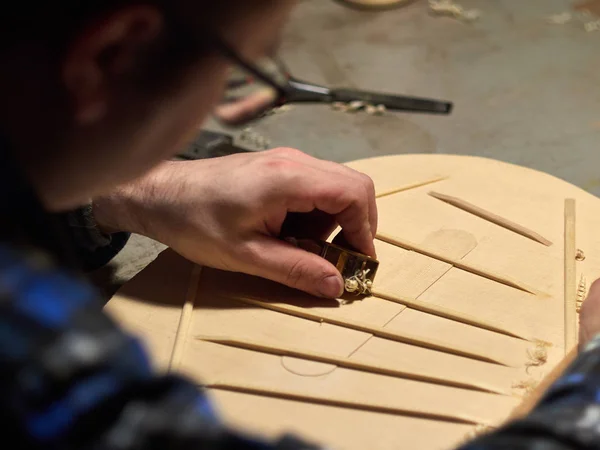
[331,102,386,115]
[239,127,271,150]
[526,340,550,372]
[547,12,572,24]
[429,0,481,22]
[365,104,386,116]
[512,378,538,395]
[576,249,586,261]
[577,274,587,313]
[365,104,378,115]
[584,19,600,31]
[331,102,348,111]
[549,9,600,32]
[331,101,365,113]
[347,101,365,112]
[344,268,373,295]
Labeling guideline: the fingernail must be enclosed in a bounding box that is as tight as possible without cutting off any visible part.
[319,275,344,298]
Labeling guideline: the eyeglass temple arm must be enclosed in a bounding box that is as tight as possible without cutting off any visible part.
[209,35,288,98]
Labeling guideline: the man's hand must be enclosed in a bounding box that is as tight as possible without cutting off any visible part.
[93,148,377,298]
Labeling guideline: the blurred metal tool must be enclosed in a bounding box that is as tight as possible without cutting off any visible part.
[275,58,451,114]
[214,51,453,126]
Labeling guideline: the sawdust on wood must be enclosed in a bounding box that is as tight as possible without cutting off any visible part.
[512,378,539,396]
[525,340,550,373]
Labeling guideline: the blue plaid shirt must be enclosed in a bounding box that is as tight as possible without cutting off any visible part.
[0,243,319,450]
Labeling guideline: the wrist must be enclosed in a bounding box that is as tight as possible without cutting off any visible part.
[92,185,142,235]
[93,162,173,237]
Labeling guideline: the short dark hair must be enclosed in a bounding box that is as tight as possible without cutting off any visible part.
[0,0,280,101]
[0,1,277,55]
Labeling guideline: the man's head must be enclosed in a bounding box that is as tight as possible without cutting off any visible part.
[0,0,295,210]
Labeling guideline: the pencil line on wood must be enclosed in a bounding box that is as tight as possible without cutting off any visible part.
[564,199,577,355]
[198,336,508,394]
[169,265,202,371]
[372,238,531,340]
[376,176,448,199]
[372,288,530,341]
[206,382,485,425]
[428,191,553,246]
[376,232,545,296]
[228,295,515,367]
[345,335,374,359]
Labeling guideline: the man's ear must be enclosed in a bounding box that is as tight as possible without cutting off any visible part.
[62,5,164,125]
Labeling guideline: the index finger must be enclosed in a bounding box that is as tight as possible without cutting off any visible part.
[283,168,377,258]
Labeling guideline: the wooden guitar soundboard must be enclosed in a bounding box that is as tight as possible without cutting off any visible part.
[106,154,600,450]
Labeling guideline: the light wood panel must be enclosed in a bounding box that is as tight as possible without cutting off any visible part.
[106,154,600,450]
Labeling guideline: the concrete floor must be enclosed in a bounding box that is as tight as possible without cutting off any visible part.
[218,0,600,192]
[99,0,600,295]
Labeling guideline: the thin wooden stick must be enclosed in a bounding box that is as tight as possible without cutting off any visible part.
[564,199,577,354]
[229,295,515,367]
[376,231,544,296]
[206,382,486,425]
[372,288,530,341]
[376,176,448,198]
[169,265,202,371]
[428,191,553,246]
[199,336,509,394]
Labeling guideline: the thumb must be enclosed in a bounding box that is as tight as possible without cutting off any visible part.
[244,236,344,298]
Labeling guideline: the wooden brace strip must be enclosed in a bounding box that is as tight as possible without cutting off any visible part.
[198,336,509,394]
[229,295,515,366]
[169,265,202,371]
[376,231,544,296]
[428,191,553,246]
[564,199,577,354]
[376,176,448,198]
[372,288,530,341]
[206,382,486,425]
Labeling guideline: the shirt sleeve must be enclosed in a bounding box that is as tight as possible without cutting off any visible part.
[55,204,130,271]
[0,244,320,450]
[458,336,600,450]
